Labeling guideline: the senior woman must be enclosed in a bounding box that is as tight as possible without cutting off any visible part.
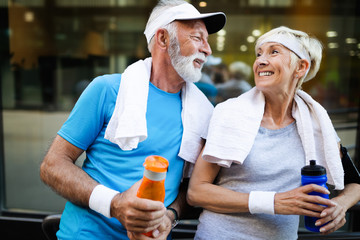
[187,26,360,240]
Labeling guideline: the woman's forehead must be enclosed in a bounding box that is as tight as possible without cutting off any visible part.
[257,42,287,51]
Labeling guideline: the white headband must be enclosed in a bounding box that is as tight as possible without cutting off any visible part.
[144,3,225,44]
[257,34,311,79]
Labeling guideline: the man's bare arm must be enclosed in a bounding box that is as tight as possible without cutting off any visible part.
[40,135,98,206]
[40,135,166,234]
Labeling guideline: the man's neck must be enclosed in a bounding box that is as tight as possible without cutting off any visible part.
[150,58,185,93]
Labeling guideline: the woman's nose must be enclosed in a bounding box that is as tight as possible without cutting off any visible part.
[256,56,269,66]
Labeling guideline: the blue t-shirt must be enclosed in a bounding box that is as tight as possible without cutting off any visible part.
[57,74,184,239]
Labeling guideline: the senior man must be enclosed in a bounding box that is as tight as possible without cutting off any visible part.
[40,0,226,239]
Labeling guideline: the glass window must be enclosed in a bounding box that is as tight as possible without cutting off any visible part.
[2,0,155,213]
[1,0,359,233]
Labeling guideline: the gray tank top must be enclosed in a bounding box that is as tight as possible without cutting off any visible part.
[195,122,305,240]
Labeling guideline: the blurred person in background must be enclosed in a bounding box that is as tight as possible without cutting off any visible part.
[216,61,252,102]
[212,62,229,85]
[195,56,222,105]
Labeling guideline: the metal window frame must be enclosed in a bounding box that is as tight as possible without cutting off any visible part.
[0,3,8,216]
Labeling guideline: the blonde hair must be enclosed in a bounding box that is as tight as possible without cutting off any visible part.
[255,26,323,88]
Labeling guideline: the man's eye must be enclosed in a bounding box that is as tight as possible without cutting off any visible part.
[272,50,279,54]
[191,35,201,41]
[256,53,261,57]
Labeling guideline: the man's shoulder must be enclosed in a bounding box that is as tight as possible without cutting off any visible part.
[89,73,122,93]
[93,73,122,85]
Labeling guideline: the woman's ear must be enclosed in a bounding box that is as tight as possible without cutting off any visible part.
[154,28,169,50]
[296,59,310,78]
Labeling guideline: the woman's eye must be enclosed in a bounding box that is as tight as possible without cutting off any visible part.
[256,53,261,57]
[272,50,279,54]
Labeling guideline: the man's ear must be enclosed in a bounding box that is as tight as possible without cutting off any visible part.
[154,28,169,50]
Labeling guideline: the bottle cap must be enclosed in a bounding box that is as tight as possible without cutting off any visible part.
[144,155,169,173]
[301,160,326,176]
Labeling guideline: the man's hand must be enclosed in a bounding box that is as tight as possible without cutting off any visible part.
[110,180,167,234]
[274,184,336,216]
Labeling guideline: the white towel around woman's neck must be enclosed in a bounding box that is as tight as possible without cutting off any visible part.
[203,87,344,190]
[104,57,213,164]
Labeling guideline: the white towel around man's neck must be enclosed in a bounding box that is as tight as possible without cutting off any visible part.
[104,57,213,164]
[203,87,344,190]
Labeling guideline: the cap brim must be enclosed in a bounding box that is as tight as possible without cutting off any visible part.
[176,12,226,35]
[202,13,227,34]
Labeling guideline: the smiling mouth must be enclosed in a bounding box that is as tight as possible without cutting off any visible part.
[259,71,274,76]
[194,58,204,67]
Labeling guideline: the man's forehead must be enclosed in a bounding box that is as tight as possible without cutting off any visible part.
[175,19,208,33]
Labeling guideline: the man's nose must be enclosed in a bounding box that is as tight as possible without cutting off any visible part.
[200,40,212,57]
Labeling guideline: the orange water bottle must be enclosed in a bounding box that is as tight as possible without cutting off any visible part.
[137,155,169,236]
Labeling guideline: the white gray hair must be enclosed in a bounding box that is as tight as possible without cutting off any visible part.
[145,0,185,53]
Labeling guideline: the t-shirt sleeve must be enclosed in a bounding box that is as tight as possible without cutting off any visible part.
[58,75,115,150]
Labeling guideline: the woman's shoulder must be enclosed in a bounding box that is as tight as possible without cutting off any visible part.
[215,93,247,111]
[213,87,263,122]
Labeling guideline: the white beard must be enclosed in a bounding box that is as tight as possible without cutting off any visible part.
[168,36,206,83]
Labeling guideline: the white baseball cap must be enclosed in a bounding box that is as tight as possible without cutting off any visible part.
[144,2,226,44]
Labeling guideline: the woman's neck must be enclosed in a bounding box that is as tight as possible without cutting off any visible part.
[261,92,295,130]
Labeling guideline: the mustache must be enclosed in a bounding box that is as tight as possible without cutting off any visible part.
[193,53,207,64]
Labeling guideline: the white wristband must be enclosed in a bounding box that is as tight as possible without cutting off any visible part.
[248,191,276,215]
[89,185,119,218]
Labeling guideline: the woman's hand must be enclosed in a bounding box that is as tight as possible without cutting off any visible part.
[274,184,336,216]
[127,210,172,240]
[315,199,346,234]
[316,183,360,234]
